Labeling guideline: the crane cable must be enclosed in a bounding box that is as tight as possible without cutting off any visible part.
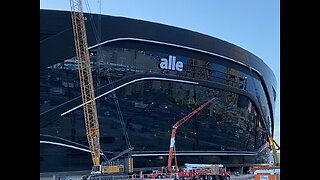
[106,69,132,150]
[84,0,132,152]
[82,0,109,162]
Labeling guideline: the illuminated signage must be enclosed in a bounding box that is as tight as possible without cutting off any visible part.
[159,56,183,71]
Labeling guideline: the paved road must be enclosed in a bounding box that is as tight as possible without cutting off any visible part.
[229,174,254,179]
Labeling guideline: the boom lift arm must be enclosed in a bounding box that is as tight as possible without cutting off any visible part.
[269,136,280,166]
[167,97,215,172]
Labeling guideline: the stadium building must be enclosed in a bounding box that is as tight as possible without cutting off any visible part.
[40,9,277,174]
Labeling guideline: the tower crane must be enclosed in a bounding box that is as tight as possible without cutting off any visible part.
[167,97,215,172]
[70,0,133,175]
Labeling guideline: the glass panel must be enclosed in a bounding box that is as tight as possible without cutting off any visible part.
[40,45,273,171]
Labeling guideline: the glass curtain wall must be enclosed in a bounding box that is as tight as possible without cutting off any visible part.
[40,44,271,170]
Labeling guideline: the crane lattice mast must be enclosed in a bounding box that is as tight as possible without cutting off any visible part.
[70,0,100,166]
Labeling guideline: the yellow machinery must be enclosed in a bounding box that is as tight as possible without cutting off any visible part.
[269,136,280,167]
[70,0,130,174]
[251,136,280,178]
[251,137,280,179]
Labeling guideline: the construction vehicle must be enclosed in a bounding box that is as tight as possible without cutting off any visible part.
[269,136,280,167]
[250,137,280,179]
[69,0,133,176]
[146,166,170,179]
[253,137,280,171]
[146,164,230,180]
[167,97,216,172]
[184,163,230,180]
[146,97,230,179]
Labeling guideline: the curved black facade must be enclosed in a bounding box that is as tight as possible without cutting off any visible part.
[40,9,277,173]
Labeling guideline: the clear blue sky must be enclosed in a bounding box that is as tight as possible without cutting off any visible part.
[40,0,280,145]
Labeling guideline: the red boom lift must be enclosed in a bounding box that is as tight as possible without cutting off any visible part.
[167,97,215,172]
[146,96,230,180]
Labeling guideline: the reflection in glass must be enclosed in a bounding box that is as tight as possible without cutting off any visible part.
[40,45,272,171]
